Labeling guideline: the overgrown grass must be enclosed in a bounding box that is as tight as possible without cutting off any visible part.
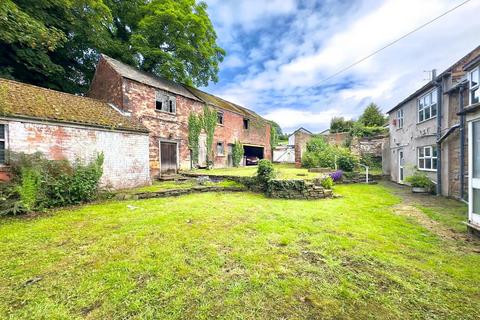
[0,184,478,319]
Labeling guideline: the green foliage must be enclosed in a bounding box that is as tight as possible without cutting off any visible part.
[1,152,104,215]
[0,0,225,93]
[358,103,387,127]
[350,121,388,138]
[16,167,41,212]
[321,176,334,189]
[270,123,279,150]
[188,112,202,165]
[256,159,276,191]
[360,154,382,170]
[302,137,358,172]
[232,141,244,167]
[406,171,435,190]
[330,117,354,133]
[202,105,217,168]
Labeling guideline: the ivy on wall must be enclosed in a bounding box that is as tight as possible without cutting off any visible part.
[188,112,202,165]
[202,105,217,168]
[232,140,244,167]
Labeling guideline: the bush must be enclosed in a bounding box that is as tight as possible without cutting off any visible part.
[256,159,276,191]
[329,170,343,182]
[405,171,435,190]
[350,122,387,138]
[321,176,334,189]
[301,137,358,171]
[1,152,104,215]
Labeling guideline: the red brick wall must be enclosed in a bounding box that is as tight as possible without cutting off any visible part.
[88,57,124,110]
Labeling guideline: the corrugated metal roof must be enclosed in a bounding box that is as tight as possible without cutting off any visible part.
[101,54,201,102]
[102,55,266,122]
[0,78,149,133]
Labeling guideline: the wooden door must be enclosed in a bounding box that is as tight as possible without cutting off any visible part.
[160,142,177,175]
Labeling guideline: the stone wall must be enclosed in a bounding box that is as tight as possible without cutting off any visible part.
[268,179,333,199]
[3,120,151,189]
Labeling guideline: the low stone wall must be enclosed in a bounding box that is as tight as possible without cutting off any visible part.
[116,185,246,200]
[268,179,333,200]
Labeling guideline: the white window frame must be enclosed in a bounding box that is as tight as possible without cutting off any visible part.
[216,141,225,156]
[417,89,438,123]
[0,123,7,165]
[396,108,404,129]
[155,91,176,114]
[469,66,479,106]
[417,145,437,172]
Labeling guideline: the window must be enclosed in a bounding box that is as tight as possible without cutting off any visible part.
[216,142,225,156]
[417,89,437,122]
[396,108,404,129]
[155,91,176,114]
[418,146,437,171]
[469,67,479,105]
[243,118,249,130]
[0,124,6,164]
[217,112,224,125]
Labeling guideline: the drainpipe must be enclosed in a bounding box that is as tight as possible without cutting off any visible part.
[434,70,443,196]
[459,85,466,200]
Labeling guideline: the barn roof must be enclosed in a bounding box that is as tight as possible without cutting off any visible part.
[0,78,148,133]
[101,55,267,122]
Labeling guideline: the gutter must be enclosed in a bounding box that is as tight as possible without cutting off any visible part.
[434,70,443,196]
[437,124,460,144]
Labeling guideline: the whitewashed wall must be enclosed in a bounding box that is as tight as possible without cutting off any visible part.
[4,119,151,189]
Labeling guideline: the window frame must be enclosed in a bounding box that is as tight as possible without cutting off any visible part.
[155,91,176,114]
[216,141,225,156]
[396,108,404,129]
[417,145,438,172]
[417,89,438,123]
[0,123,8,165]
[243,118,250,130]
[217,111,224,125]
[469,66,479,106]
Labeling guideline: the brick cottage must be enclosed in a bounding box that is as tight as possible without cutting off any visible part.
[89,55,271,178]
[0,55,271,187]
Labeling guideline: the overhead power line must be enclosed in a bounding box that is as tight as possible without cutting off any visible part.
[318,0,472,84]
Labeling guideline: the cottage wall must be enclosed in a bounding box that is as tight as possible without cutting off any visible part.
[3,120,150,189]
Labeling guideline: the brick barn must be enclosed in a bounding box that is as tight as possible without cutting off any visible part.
[88,55,271,178]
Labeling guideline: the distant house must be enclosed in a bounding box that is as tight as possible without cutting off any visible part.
[0,79,151,189]
[89,55,271,177]
[287,127,312,146]
[386,45,480,200]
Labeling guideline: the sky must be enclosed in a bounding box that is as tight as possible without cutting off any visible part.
[200,0,480,133]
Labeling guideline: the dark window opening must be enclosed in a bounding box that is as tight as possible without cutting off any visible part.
[155,100,163,111]
[217,112,224,125]
[169,100,174,113]
[243,145,264,166]
[243,118,249,129]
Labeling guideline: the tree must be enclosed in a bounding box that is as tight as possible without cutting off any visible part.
[330,117,354,133]
[269,121,283,137]
[0,0,225,94]
[358,103,387,127]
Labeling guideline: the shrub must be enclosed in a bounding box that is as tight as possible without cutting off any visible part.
[321,176,334,189]
[405,171,435,190]
[302,137,358,171]
[232,141,244,167]
[337,151,357,172]
[2,152,104,215]
[256,159,276,191]
[329,170,343,182]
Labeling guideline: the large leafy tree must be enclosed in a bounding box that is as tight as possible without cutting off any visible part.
[358,103,387,127]
[0,0,225,93]
[330,116,354,133]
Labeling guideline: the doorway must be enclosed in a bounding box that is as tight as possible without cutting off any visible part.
[469,119,480,226]
[160,141,178,175]
[398,149,404,184]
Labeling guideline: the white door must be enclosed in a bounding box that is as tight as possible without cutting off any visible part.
[469,120,480,226]
[398,149,405,184]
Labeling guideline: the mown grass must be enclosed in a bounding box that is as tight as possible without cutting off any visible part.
[0,184,479,319]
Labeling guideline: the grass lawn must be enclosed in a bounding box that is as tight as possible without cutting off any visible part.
[1,183,479,319]
[124,180,244,194]
[187,163,321,180]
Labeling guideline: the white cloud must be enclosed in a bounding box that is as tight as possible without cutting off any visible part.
[204,0,480,132]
